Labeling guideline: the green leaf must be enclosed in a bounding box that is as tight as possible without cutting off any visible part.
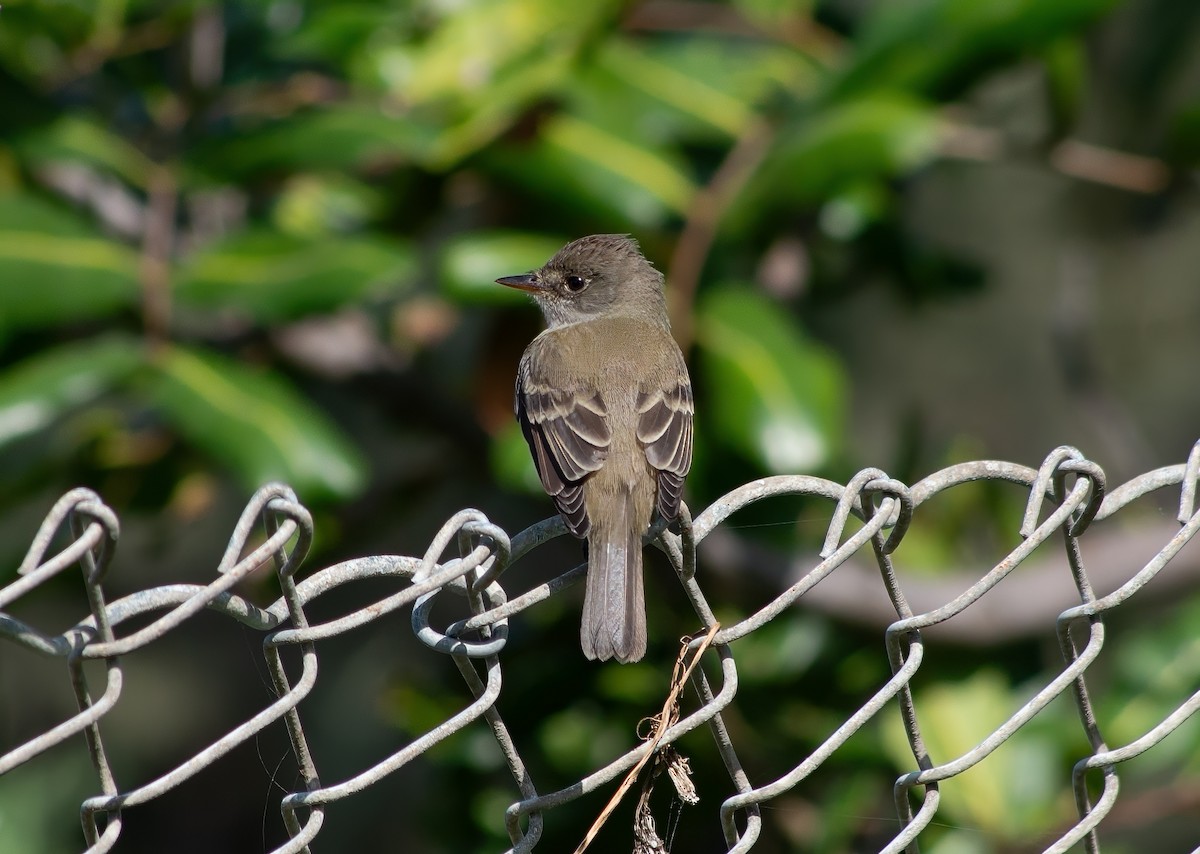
[696,286,845,473]
[146,345,367,501]
[571,37,814,151]
[489,115,698,227]
[595,40,757,138]
[439,231,567,304]
[1108,597,1200,753]
[540,707,629,772]
[366,0,617,107]
[191,106,433,179]
[775,94,937,201]
[0,5,97,81]
[176,230,417,322]
[542,115,696,214]
[817,181,891,240]
[733,616,828,684]
[880,672,1066,838]
[0,750,95,854]
[17,115,156,189]
[347,0,621,167]
[829,0,1118,102]
[0,337,141,449]
[728,94,938,229]
[272,173,385,237]
[0,193,140,330]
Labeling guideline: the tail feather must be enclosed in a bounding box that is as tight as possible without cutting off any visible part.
[581,494,646,663]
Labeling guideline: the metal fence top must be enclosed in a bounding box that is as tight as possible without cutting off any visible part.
[3,441,1199,853]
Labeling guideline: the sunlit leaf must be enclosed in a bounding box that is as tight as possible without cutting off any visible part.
[373,0,618,106]
[272,173,384,237]
[696,286,845,473]
[146,345,367,501]
[0,337,141,449]
[359,0,621,166]
[596,40,756,137]
[176,230,417,321]
[574,37,814,150]
[0,193,139,330]
[489,115,697,227]
[545,116,695,213]
[439,231,566,304]
[1108,596,1200,755]
[414,53,574,168]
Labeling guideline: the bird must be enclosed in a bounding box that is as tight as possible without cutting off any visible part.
[496,234,693,663]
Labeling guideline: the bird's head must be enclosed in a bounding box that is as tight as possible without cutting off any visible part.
[496,234,667,328]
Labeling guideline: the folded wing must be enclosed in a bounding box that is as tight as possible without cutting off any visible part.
[517,363,611,538]
[636,370,693,522]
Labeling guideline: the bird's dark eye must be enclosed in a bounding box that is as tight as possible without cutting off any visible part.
[564,274,587,292]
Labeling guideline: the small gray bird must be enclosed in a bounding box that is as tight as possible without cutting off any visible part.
[497,235,693,663]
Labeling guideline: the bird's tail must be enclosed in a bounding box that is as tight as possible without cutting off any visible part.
[581,492,646,663]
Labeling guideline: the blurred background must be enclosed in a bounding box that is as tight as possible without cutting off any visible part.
[1,0,1199,851]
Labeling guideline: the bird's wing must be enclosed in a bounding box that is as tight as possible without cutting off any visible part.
[516,354,611,539]
[636,353,693,523]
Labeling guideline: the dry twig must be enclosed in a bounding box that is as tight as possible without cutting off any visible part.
[574,623,720,854]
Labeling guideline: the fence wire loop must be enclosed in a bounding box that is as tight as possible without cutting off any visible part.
[3,443,1199,853]
[413,581,510,657]
[68,499,120,586]
[1020,445,1106,538]
[1054,458,1106,537]
[17,488,110,576]
[821,467,895,558]
[218,483,299,573]
[1022,446,1074,536]
[859,476,914,554]
[460,519,513,593]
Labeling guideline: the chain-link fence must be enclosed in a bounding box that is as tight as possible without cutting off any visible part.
[3,441,1200,853]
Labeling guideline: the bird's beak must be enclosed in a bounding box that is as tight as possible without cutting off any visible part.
[495,273,543,293]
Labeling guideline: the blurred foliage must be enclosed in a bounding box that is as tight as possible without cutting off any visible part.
[2,0,1199,852]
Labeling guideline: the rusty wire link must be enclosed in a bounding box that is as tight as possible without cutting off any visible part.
[2,445,1199,853]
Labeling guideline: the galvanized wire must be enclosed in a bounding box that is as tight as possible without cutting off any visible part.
[3,442,1199,852]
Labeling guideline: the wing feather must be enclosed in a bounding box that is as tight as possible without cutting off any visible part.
[516,354,610,539]
[637,370,693,522]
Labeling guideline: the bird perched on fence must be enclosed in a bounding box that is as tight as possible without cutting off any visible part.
[496,235,693,663]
